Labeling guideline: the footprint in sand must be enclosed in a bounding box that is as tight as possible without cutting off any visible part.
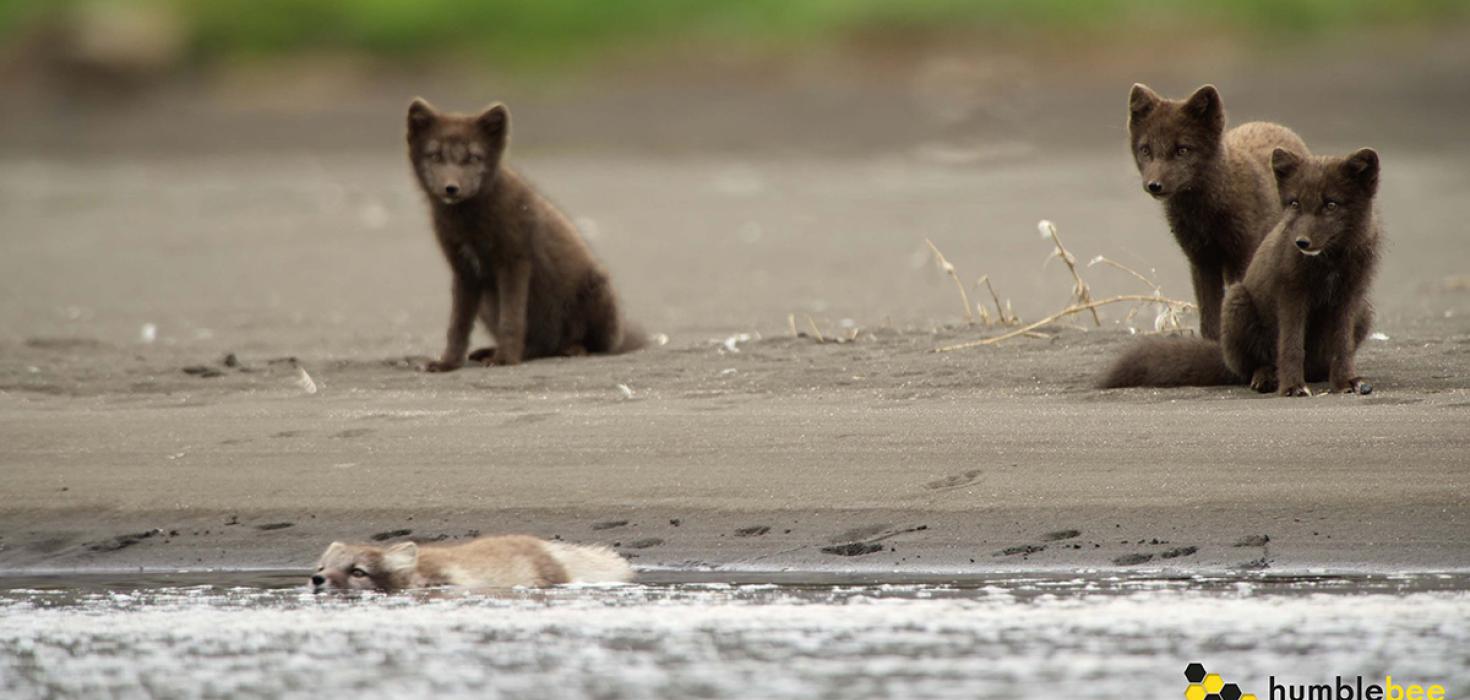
[735,526,771,537]
[996,544,1046,557]
[591,520,629,531]
[370,529,412,542]
[623,538,664,549]
[821,542,883,557]
[331,428,374,439]
[1159,546,1198,559]
[924,469,982,491]
[1041,529,1081,542]
[1113,553,1154,566]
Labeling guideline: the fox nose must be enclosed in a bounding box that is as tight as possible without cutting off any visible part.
[1145,181,1164,194]
[311,574,326,587]
[1295,238,1311,250]
[444,184,460,196]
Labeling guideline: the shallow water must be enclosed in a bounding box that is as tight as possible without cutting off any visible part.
[1,573,1467,700]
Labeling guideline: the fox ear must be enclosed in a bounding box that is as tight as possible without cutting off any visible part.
[1343,148,1380,192]
[382,541,419,572]
[407,98,437,134]
[1182,84,1224,133]
[1128,83,1161,121]
[1271,148,1301,183]
[478,103,509,138]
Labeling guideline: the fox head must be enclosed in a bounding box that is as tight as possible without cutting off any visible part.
[311,541,419,592]
[407,98,509,205]
[1270,147,1380,257]
[1127,83,1226,199]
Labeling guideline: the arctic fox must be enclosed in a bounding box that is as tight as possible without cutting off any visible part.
[311,535,634,592]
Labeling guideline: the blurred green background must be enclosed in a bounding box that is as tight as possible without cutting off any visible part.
[3,0,1468,71]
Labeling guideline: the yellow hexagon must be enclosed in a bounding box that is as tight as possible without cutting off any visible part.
[1204,674,1225,693]
[1242,695,1258,700]
[1185,684,1208,700]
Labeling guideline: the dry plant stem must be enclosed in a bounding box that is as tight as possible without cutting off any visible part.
[925,238,974,325]
[933,294,1195,352]
[788,313,799,338]
[1088,256,1158,289]
[977,275,1016,326]
[805,315,826,344]
[1042,222,1101,327]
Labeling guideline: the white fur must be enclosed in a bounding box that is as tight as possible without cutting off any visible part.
[544,543,635,583]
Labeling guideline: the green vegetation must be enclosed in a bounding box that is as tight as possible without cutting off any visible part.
[3,0,1467,67]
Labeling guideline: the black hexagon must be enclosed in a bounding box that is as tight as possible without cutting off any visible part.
[1185,663,1208,683]
[1221,684,1242,700]
[1205,695,1222,700]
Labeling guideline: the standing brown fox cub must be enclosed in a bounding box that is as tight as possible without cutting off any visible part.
[311,535,634,592]
[1099,148,1383,396]
[408,98,642,371]
[1129,84,1309,340]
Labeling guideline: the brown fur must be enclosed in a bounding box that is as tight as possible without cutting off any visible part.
[312,535,571,592]
[1129,84,1309,340]
[1100,148,1382,394]
[1097,336,1238,388]
[1220,148,1382,396]
[407,98,643,372]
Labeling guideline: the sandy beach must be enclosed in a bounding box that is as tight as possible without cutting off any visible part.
[2,40,1468,578]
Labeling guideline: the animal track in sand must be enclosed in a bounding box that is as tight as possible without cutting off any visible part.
[623,538,664,549]
[1041,529,1081,541]
[923,469,982,491]
[735,526,771,537]
[996,544,1046,557]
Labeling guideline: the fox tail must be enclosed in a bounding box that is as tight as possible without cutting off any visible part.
[545,542,635,583]
[1098,336,1241,388]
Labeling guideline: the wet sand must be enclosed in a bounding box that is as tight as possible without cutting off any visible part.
[2,41,1469,577]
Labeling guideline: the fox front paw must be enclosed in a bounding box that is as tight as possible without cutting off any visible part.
[467,347,496,364]
[424,359,463,373]
[1279,383,1312,397]
[1249,367,1276,393]
[1332,378,1372,395]
[489,353,522,366]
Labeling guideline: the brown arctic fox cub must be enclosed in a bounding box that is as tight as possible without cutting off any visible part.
[1128,84,1308,340]
[1099,148,1382,396]
[311,535,634,592]
[407,98,641,371]
[1220,148,1381,396]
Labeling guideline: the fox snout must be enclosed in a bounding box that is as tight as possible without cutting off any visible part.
[1145,180,1164,196]
[311,573,326,588]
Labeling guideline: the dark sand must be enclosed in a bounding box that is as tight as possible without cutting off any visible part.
[1,37,1468,577]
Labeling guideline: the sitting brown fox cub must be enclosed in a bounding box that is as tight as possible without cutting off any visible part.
[1128,84,1308,340]
[311,535,634,592]
[1099,148,1383,396]
[407,98,642,371]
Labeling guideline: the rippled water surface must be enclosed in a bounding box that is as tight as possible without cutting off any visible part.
[1,573,1467,699]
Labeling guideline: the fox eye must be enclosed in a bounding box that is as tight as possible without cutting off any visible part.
[427,152,443,163]
[1138,145,1151,157]
[1288,198,1300,209]
[466,153,483,164]
[1175,146,1191,157]
[1324,201,1339,211]
[350,568,369,578]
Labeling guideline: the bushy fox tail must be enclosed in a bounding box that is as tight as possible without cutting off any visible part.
[545,542,635,583]
[1098,336,1241,388]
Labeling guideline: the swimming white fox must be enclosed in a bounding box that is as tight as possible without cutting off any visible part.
[310,535,634,592]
